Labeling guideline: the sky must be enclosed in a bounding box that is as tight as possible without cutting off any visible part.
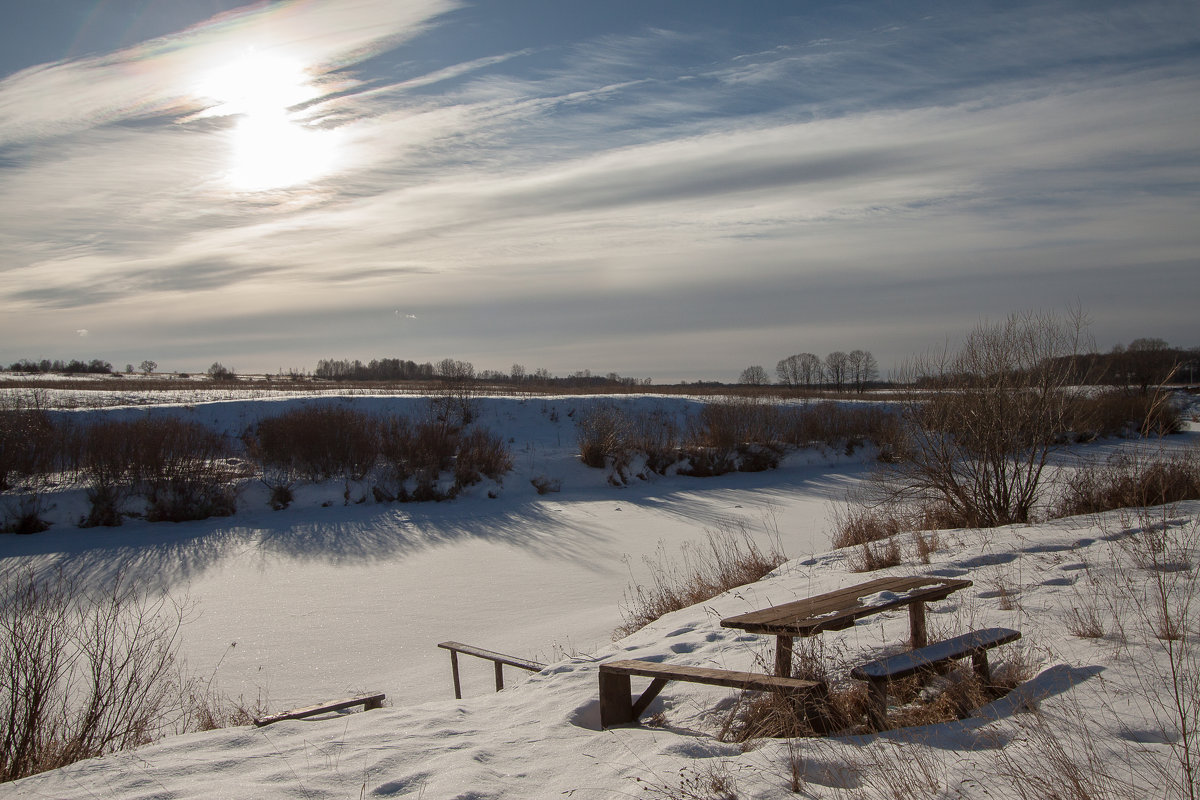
[0,0,1197,382]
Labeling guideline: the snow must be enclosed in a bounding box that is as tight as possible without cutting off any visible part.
[1,392,1197,798]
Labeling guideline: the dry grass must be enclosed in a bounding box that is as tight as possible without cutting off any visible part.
[1054,447,1200,519]
[847,537,903,572]
[614,518,786,639]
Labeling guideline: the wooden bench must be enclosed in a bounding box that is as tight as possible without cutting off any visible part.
[253,693,386,727]
[598,659,825,729]
[850,627,1021,730]
[438,641,545,699]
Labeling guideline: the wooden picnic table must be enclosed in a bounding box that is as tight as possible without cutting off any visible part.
[721,575,973,676]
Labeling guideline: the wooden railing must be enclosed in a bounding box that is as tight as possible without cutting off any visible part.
[437,641,545,699]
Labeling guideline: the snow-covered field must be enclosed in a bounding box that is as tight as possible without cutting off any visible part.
[1,392,1197,799]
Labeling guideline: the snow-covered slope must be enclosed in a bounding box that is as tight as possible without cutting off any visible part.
[1,394,1196,799]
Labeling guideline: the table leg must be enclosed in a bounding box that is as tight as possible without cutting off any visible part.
[908,601,928,648]
[774,634,794,677]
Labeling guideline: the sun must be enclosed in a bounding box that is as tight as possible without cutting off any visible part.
[194,50,340,191]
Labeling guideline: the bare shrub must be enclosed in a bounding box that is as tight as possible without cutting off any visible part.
[454,427,513,489]
[680,400,785,476]
[831,505,905,548]
[615,518,786,638]
[1054,448,1200,518]
[910,530,942,564]
[530,475,561,495]
[1069,389,1184,440]
[77,419,142,526]
[877,311,1093,529]
[245,406,378,483]
[628,408,682,475]
[781,402,902,455]
[0,569,187,783]
[847,536,902,572]
[139,419,236,522]
[575,402,630,471]
[0,405,61,532]
[377,414,415,499]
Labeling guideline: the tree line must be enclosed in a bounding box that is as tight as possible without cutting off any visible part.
[740,349,880,392]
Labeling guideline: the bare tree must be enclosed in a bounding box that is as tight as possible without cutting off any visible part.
[138,360,157,376]
[739,365,770,385]
[824,351,849,392]
[796,353,823,389]
[847,350,878,393]
[776,356,801,386]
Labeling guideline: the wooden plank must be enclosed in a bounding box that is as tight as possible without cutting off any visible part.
[722,577,972,636]
[253,693,386,727]
[437,641,545,672]
[850,627,1021,682]
[601,660,820,693]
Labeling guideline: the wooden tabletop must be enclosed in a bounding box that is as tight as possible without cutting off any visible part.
[720,575,972,637]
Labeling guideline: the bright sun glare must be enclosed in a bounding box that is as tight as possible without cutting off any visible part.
[196,51,340,192]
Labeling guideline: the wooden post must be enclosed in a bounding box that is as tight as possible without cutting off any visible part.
[450,650,462,700]
[866,678,888,731]
[494,661,505,692]
[599,671,634,728]
[774,634,794,677]
[908,601,928,648]
[972,650,991,683]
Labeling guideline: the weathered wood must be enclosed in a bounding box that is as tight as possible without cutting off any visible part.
[850,627,1021,731]
[450,650,462,700]
[438,641,545,699]
[253,693,386,727]
[909,600,928,648]
[721,577,973,637]
[598,659,823,729]
[774,634,794,678]
[437,641,545,672]
[722,576,973,677]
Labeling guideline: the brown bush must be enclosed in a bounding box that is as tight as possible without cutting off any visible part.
[140,419,235,522]
[78,420,142,526]
[848,536,903,572]
[1054,448,1200,518]
[454,428,513,488]
[575,403,630,471]
[245,406,378,482]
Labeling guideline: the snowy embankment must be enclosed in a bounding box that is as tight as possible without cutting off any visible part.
[2,394,1196,799]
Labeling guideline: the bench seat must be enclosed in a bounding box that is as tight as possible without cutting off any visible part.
[253,693,386,727]
[850,627,1021,729]
[599,659,823,729]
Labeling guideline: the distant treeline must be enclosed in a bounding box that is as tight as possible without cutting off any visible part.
[313,357,652,387]
[6,358,114,374]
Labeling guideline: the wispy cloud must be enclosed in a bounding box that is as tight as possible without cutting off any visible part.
[0,0,1197,375]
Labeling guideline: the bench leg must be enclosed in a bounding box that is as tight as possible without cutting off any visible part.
[971,650,991,684]
[449,650,463,700]
[774,635,794,677]
[631,678,669,720]
[599,672,634,728]
[495,661,505,692]
[865,678,889,731]
[908,601,928,649]
[797,682,836,736]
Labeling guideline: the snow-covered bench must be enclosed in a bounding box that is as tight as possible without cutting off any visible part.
[850,627,1021,730]
[253,693,386,727]
[598,659,824,729]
